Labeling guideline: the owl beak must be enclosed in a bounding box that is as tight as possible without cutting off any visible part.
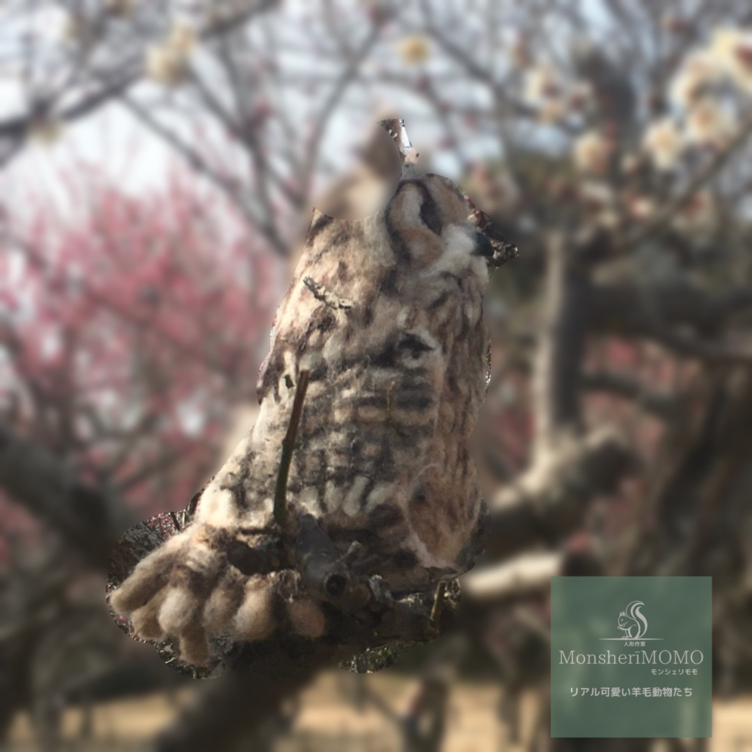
[471,231,495,259]
[472,230,519,267]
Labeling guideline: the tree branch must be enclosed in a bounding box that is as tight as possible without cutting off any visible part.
[462,552,562,602]
[139,641,338,752]
[0,70,139,141]
[0,0,278,166]
[0,421,134,570]
[533,234,589,455]
[589,281,752,338]
[484,427,635,560]
[581,370,678,419]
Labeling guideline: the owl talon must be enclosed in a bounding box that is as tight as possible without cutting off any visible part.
[130,588,168,641]
[178,623,211,667]
[109,541,177,615]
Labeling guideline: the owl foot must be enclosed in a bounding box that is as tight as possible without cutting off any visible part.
[109,523,325,666]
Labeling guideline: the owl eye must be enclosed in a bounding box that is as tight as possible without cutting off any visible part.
[419,192,443,235]
[397,333,435,359]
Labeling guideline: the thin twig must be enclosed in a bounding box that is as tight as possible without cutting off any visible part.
[430,581,447,624]
[273,370,310,527]
[303,276,353,309]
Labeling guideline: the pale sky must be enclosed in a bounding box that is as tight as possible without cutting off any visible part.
[0,0,507,215]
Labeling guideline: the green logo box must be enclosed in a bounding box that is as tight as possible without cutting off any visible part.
[550,577,712,738]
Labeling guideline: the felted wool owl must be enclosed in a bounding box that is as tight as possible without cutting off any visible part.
[108,120,518,667]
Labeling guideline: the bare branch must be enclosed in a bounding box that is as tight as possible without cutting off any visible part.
[641,326,752,365]
[0,69,139,140]
[462,551,562,603]
[0,0,279,168]
[581,370,678,419]
[484,427,635,560]
[0,421,134,570]
[139,642,342,752]
[533,234,589,454]
[589,281,752,338]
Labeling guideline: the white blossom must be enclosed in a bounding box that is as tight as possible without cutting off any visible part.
[671,191,717,238]
[538,100,567,124]
[579,181,619,229]
[625,195,655,221]
[145,23,197,86]
[523,64,589,124]
[642,118,684,171]
[709,28,752,93]
[578,181,614,205]
[620,152,642,177]
[396,35,431,66]
[669,51,724,108]
[466,165,521,218]
[572,130,612,174]
[524,63,564,103]
[567,82,594,113]
[685,98,735,148]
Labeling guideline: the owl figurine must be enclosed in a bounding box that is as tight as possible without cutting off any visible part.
[109,120,518,667]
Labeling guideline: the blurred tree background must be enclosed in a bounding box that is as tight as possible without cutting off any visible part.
[2,0,752,749]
